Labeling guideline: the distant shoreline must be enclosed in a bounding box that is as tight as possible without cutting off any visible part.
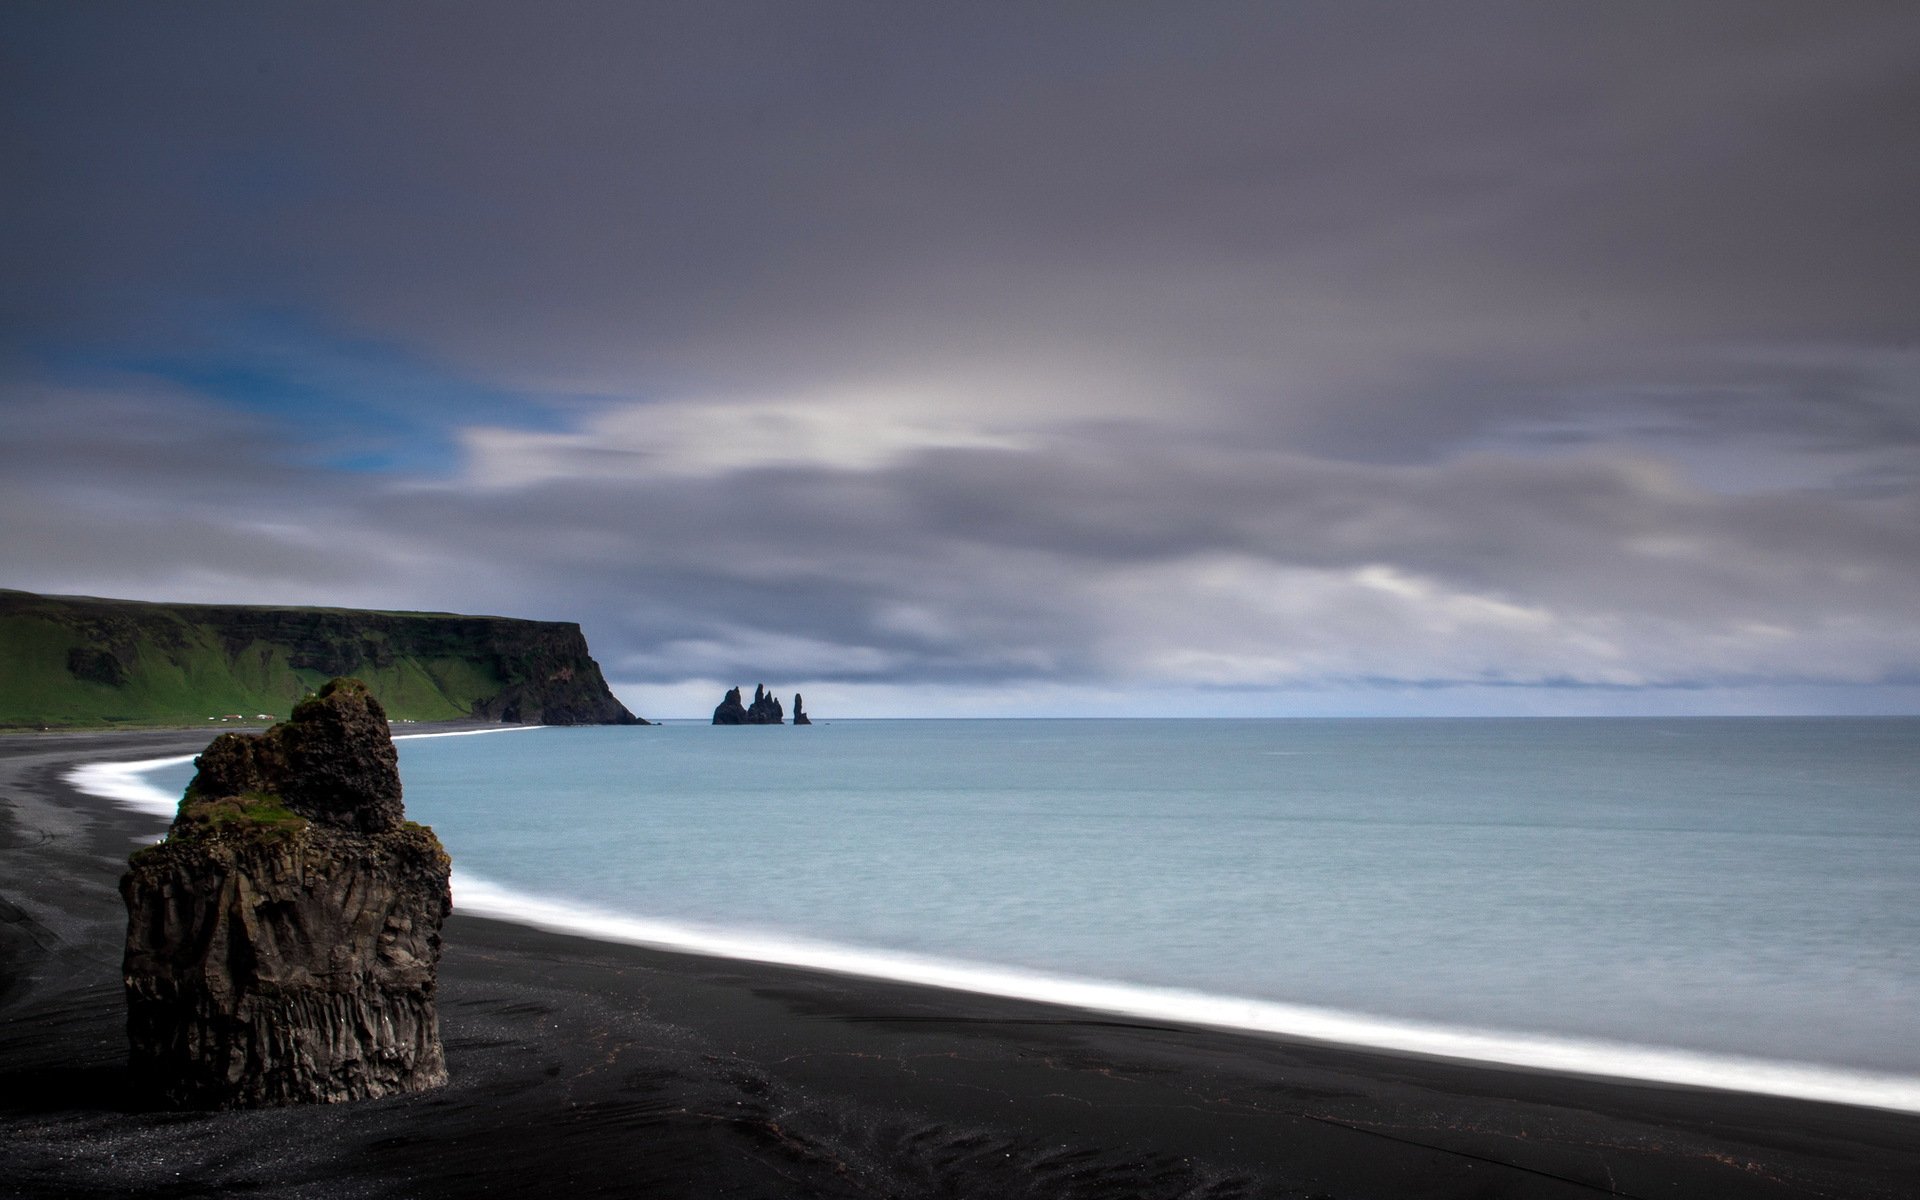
[3,728,1918,1197]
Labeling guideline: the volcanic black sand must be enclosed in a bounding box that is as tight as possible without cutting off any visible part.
[2,731,1916,1198]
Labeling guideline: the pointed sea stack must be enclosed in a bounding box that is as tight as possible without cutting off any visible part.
[119,678,452,1108]
[793,693,811,725]
[712,686,749,724]
[747,684,784,724]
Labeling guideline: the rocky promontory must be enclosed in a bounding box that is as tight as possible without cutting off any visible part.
[712,684,799,725]
[120,678,452,1108]
[0,588,647,728]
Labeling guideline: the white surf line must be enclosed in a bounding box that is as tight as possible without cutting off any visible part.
[393,725,547,741]
[66,754,198,820]
[64,724,549,826]
[452,872,1920,1118]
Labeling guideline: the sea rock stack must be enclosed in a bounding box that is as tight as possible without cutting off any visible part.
[747,684,784,724]
[793,693,811,725]
[120,678,451,1108]
[711,684,799,724]
[712,686,750,724]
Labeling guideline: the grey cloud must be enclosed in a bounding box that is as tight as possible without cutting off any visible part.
[0,389,412,602]
[5,3,1920,710]
[358,425,1920,689]
[6,379,1918,697]
[10,6,1918,421]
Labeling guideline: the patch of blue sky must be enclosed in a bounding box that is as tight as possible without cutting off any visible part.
[43,308,578,476]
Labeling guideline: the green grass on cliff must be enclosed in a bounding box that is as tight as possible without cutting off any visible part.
[0,593,510,728]
[172,791,310,840]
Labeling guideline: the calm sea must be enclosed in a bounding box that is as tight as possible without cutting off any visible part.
[100,717,1920,1110]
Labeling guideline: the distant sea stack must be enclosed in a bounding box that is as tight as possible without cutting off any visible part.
[0,588,647,727]
[120,678,452,1108]
[747,684,784,724]
[712,686,750,724]
[712,684,808,725]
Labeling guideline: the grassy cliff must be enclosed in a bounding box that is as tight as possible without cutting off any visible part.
[0,590,643,728]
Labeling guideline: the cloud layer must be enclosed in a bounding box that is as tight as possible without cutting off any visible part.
[4,2,1918,715]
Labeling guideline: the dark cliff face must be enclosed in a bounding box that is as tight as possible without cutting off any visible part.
[459,620,643,726]
[120,678,452,1108]
[0,589,645,727]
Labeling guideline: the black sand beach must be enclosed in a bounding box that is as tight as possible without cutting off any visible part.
[3,731,1916,1199]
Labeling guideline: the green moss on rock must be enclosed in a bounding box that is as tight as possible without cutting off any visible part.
[172,791,309,840]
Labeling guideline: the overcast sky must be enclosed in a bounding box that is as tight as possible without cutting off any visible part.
[5,2,1918,717]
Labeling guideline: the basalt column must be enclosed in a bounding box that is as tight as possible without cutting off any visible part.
[120,677,452,1108]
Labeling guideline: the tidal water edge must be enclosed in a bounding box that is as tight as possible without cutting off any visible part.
[79,717,1920,1113]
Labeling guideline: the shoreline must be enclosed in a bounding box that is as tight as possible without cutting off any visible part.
[453,874,1920,1115]
[4,730,1918,1197]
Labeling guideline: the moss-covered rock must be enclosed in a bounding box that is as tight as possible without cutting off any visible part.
[121,678,451,1108]
[168,791,308,841]
[182,678,402,833]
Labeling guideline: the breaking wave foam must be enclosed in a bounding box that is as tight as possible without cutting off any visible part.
[67,754,197,821]
[62,727,542,827]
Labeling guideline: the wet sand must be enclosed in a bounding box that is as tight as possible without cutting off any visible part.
[3,729,1916,1199]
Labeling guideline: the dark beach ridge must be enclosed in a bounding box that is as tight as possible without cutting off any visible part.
[3,731,1917,1199]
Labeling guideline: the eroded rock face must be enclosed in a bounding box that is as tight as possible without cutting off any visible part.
[120,677,451,1108]
[793,693,811,725]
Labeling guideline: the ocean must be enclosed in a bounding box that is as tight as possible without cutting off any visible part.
[82,717,1920,1112]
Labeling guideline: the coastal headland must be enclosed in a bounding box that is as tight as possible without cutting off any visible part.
[3,729,1917,1198]
[0,589,645,729]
